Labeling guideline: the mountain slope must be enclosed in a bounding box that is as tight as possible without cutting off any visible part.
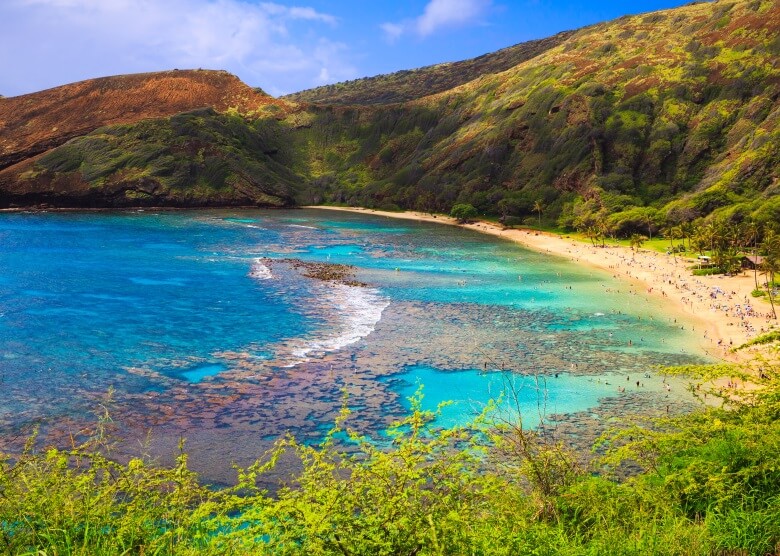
[287,0,780,231]
[0,70,283,171]
[0,70,300,208]
[2,0,779,228]
[284,31,574,105]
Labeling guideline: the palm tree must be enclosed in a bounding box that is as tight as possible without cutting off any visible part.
[706,221,719,254]
[680,221,694,251]
[744,220,761,288]
[629,234,646,259]
[598,219,614,247]
[712,220,738,274]
[691,225,708,256]
[667,225,682,262]
[533,200,544,228]
[760,230,779,319]
[584,226,599,247]
[644,212,655,241]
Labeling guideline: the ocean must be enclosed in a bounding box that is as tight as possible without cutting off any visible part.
[0,208,709,484]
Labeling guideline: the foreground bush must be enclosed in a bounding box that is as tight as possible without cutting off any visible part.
[2,372,780,555]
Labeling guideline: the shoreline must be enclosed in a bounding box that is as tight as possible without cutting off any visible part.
[306,206,778,365]
[4,203,773,365]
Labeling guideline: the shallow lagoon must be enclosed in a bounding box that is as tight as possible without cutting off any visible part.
[0,209,710,483]
[390,365,685,430]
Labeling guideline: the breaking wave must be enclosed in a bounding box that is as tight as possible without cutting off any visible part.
[285,284,389,365]
[249,259,273,280]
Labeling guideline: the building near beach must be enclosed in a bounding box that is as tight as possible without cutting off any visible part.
[741,255,764,270]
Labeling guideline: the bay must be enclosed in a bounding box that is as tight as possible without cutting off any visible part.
[0,208,709,484]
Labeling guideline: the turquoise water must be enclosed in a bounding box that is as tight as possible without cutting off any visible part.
[392,366,624,429]
[390,365,691,430]
[180,363,229,383]
[0,209,709,483]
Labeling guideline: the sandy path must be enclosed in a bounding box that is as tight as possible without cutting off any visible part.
[307,206,778,364]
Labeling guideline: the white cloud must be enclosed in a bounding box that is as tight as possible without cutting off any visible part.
[286,6,336,24]
[381,0,491,42]
[259,2,336,24]
[380,22,404,43]
[0,0,356,96]
[312,39,349,85]
[417,0,491,36]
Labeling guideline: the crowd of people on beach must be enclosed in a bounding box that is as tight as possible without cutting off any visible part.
[553,238,776,361]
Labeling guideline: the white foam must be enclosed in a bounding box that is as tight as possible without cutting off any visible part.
[288,224,317,229]
[249,259,273,280]
[285,284,389,365]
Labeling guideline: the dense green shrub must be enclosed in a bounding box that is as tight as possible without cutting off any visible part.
[4,366,780,555]
[450,203,478,223]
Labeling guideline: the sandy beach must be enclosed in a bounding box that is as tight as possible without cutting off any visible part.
[308,206,778,365]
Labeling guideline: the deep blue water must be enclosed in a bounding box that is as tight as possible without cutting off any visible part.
[1,213,304,380]
[0,209,709,482]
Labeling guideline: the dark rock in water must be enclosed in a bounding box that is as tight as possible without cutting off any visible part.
[266,257,368,287]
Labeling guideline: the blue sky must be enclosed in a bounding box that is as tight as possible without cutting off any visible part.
[1,0,695,98]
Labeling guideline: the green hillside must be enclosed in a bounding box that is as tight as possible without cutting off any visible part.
[3,0,780,237]
[28,109,299,208]
[284,0,780,234]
